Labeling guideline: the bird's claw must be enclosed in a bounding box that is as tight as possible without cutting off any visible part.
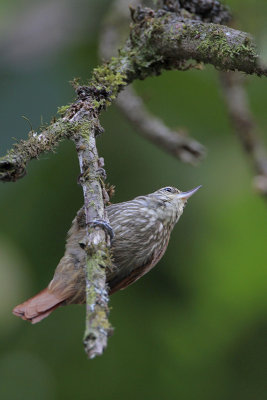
[89,219,114,240]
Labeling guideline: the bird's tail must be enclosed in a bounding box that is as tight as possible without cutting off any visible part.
[12,288,65,324]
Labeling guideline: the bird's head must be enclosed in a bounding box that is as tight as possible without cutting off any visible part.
[151,185,201,222]
[155,185,201,203]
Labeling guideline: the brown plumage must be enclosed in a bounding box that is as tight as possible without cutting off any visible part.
[13,186,201,323]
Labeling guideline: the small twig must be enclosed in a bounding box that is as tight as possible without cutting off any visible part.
[220,72,267,197]
[0,122,69,182]
[117,86,206,164]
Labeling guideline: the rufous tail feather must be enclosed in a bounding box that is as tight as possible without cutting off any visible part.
[12,288,65,324]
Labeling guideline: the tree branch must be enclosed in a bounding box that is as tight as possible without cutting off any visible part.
[0,121,69,182]
[220,72,267,197]
[73,122,113,358]
[2,8,265,181]
[116,86,206,164]
[1,5,266,182]
[1,2,267,357]
[127,9,266,78]
[100,0,206,164]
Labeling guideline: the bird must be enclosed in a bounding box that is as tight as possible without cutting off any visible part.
[13,185,201,323]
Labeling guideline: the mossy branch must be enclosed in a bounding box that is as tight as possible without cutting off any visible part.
[127,9,266,78]
[1,5,266,182]
[1,1,267,358]
[83,249,113,358]
[72,122,113,358]
[0,121,70,182]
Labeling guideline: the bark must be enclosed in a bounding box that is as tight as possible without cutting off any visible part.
[1,1,266,357]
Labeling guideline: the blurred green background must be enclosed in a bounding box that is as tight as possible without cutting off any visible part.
[0,1,266,399]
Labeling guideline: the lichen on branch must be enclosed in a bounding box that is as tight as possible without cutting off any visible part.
[1,0,267,358]
[128,8,266,77]
[0,121,72,182]
[1,4,266,182]
[71,121,113,359]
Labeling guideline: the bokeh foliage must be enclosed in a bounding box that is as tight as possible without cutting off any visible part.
[0,1,266,399]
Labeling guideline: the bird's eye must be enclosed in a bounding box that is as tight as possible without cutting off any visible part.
[163,187,173,193]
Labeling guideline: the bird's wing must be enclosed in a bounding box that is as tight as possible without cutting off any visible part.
[108,236,169,294]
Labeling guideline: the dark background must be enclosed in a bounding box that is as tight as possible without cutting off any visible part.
[0,1,266,399]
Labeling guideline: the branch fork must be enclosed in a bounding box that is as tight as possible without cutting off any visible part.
[1,0,267,358]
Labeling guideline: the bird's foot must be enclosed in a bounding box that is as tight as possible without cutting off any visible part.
[89,219,114,240]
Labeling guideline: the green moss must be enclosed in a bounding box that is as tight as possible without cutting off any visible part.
[196,29,257,66]
[77,121,92,139]
[126,16,170,78]
[83,247,112,346]
[0,118,80,181]
[91,98,108,110]
[0,117,97,182]
[57,104,70,116]
[90,309,112,330]
[197,30,229,57]
[84,247,112,303]
[91,63,127,100]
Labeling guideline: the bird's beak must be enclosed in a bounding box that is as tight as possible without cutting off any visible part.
[176,185,202,202]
